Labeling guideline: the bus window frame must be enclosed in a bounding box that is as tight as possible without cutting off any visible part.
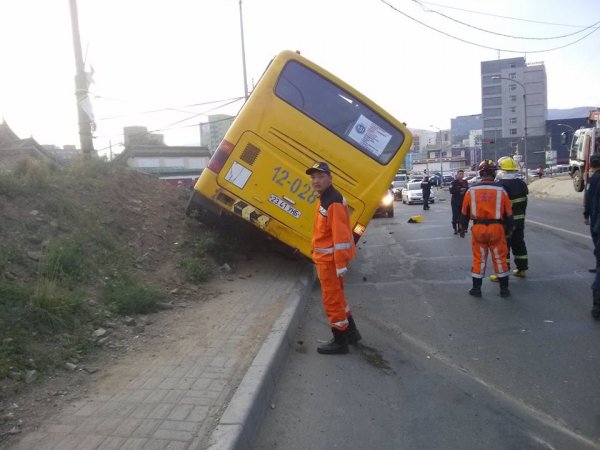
[273,60,405,166]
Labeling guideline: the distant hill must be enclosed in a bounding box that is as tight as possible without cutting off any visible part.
[548,107,598,120]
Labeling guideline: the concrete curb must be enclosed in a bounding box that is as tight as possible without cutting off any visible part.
[205,265,315,450]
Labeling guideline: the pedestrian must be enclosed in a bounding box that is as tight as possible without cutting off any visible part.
[449,169,469,234]
[583,153,600,319]
[536,166,544,178]
[306,162,362,354]
[490,156,529,281]
[459,160,514,298]
[421,176,433,210]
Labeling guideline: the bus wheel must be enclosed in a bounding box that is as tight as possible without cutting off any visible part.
[573,170,585,192]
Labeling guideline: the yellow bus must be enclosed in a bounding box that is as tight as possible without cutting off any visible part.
[186,50,412,259]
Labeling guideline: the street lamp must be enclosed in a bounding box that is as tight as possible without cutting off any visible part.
[492,75,528,183]
[239,0,249,101]
[430,125,443,185]
[557,123,575,133]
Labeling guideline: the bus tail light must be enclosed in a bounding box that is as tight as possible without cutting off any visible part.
[353,223,366,243]
[207,140,235,174]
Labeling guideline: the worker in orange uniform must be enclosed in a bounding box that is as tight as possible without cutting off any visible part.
[306,162,361,354]
[460,160,514,298]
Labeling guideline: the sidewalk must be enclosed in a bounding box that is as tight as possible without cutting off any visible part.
[527,175,583,202]
[8,256,314,450]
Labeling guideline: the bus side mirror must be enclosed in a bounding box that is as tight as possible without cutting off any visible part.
[560,131,568,146]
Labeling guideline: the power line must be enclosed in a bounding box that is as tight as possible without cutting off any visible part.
[95,101,244,139]
[166,97,244,128]
[379,0,600,54]
[95,115,239,156]
[419,1,588,28]
[95,96,244,121]
[410,0,600,40]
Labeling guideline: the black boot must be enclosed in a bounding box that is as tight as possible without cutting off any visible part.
[347,315,362,345]
[453,223,458,235]
[317,328,349,354]
[469,277,482,297]
[592,290,600,320]
[499,276,510,298]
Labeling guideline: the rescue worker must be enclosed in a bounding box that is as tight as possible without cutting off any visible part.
[583,153,600,319]
[584,153,600,250]
[306,162,361,354]
[459,160,514,298]
[490,156,529,281]
[449,169,469,234]
[421,176,433,210]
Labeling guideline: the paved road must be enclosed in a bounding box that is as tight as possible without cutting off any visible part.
[255,193,600,450]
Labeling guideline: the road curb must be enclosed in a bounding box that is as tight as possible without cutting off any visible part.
[205,265,315,450]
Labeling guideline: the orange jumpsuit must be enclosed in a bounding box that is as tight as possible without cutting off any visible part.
[312,186,356,331]
[461,181,514,278]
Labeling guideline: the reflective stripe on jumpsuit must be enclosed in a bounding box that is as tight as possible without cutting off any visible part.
[312,187,356,330]
[461,184,512,278]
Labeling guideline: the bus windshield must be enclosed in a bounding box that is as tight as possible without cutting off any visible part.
[275,60,405,165]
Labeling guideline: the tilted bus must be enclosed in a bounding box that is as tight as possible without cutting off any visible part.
[186,50,413,259]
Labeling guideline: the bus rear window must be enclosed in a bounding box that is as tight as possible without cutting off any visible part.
[275,60,405,165]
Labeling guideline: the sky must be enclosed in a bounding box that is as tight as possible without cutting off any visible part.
[1,0,599,158]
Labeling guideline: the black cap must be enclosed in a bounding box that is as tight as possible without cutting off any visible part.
[591,153,600,165]
[306,162,331,175]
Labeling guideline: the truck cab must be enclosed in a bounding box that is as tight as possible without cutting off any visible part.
[566,111,600,192]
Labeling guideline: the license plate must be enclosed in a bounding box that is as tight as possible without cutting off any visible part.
[269,194,301,218]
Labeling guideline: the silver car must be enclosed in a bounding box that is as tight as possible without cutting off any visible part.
[401,181,435,205]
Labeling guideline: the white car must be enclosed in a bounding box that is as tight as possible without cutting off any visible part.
[466,175,482,185]
[401,182,435,205]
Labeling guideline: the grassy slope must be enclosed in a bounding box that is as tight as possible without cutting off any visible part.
[0,157,224,391]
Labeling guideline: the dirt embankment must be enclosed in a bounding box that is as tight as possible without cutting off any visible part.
[527,175,584,202]
[0,158,260,441]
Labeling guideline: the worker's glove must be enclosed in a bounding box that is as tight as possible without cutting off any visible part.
[336,267,348,278]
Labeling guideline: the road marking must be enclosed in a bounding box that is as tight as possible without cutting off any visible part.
[407,237,454,242]
[364,315,600,449]
[527,219,591,240]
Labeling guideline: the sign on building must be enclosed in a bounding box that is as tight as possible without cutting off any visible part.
[545,150,557,165]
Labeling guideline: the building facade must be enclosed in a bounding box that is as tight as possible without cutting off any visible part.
[200,114,235,153]
[481,57,548,168]
[0,121,57,170]
[451,114,482,146]
[114,127,211,188]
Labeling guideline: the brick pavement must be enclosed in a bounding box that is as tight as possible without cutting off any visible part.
[9,257,310,450]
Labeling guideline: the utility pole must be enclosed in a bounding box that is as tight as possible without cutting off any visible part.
[239,0,249,101]
[69,0,94,158]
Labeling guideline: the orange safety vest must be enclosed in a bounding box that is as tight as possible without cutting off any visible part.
[461,181,513,221]
[312,186,356,270]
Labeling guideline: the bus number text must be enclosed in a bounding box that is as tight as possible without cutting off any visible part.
[272,166,318,204]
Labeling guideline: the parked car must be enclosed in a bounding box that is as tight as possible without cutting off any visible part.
[401,182,435,205]
[374,188,395,218]
[548,164,569,175]
[466,175,481,185]
[443,175,454,185]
